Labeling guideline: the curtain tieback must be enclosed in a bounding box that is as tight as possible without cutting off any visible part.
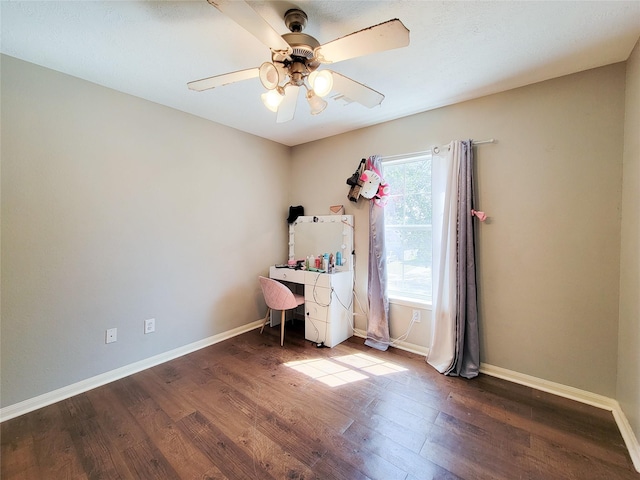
[471,209,487,221]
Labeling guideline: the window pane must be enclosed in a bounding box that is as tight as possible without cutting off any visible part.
[383,156,432,303]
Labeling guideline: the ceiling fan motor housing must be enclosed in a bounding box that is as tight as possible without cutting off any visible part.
[273,14,322,84]
[281,32,319,60]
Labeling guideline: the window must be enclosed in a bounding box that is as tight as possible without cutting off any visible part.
[382,155,432,304]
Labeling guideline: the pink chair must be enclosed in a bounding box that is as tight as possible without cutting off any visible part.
[259,276,305,347]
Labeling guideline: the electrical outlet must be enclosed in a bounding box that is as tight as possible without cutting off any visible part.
[412,310,421,323]
[105,328,117,344]
[144,318,155,334]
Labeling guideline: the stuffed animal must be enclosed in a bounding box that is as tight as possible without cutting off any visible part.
[374,182,390,206]
[359,169,381,199]
[345,157,391,205]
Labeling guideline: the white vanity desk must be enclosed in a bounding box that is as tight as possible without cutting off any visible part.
[268,215,354,347]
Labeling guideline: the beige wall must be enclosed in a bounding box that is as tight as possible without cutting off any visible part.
[291,63,626,397]
[1,55,291,407]
[1,52,633,412]
[618,39,640,439]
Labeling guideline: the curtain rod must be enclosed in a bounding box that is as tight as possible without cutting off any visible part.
[381,138,496,162]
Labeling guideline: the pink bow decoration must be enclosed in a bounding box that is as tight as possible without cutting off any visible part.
[471,209,487,222]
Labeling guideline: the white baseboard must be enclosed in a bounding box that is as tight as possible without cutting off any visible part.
[353,328,430,356]
[480,363,640,473]
[480,363,618,409]
[0,319,264,423]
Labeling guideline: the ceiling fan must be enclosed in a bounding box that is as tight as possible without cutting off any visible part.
[187,0,410,123]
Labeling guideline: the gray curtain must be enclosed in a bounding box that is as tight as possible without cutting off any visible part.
[445,140,480,378]
[364,155,390,351]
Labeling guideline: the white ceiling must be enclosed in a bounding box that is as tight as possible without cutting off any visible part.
[2,1,639,147]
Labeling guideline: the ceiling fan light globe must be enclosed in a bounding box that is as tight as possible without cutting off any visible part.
[259,62,280,90]
[309,70,333,97]
[306,90,328,115]
[261,89,284,112]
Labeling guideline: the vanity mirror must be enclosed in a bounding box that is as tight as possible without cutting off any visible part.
[289,215,354,271]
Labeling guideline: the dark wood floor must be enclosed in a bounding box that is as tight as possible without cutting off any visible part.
[2,321,638,480]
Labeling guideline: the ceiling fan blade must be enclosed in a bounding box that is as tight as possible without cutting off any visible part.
[314,19,409,64]
[276,85,299,123]
[187,68,259,92]
[329,72,385,108]
[207,0,291,54]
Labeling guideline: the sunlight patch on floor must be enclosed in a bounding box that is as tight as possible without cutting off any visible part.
[284,353,407,387]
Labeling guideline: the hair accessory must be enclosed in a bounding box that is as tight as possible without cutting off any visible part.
[287,205,304,224]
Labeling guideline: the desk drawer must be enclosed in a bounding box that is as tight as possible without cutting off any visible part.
[306,301,329,321]
[305,317,327,344]
[304,271,332,288]
[269,267,304,283]
[305,285,332,305]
